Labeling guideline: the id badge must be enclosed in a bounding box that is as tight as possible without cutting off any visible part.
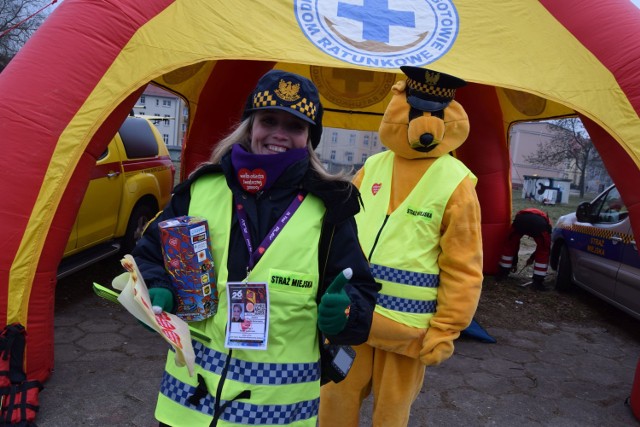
[225,282,269,350]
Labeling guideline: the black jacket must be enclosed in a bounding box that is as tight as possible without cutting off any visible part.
[132,153,380,345]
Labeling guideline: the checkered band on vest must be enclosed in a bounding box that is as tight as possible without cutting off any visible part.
[192,340,320,385]
[252,90,317,121]
[406,78,456,100]
[370,264,439,288]
[160,372,320,424]
[376,294,437,314]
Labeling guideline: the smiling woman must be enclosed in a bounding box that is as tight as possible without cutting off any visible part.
[250,110,310,155]
[128,68,380,426]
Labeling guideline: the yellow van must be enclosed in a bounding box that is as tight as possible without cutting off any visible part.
[58,117,175,278]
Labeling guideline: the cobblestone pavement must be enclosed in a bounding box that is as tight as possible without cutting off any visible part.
[36,259,640,426]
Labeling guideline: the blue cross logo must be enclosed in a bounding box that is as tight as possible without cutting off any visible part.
[338,0,416,43]
[294,0,459,68]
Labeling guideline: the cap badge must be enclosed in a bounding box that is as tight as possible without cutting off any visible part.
[424,71,440,86]
[275,79,301,102]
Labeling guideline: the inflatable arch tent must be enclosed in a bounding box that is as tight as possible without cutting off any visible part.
[0,0,639,382]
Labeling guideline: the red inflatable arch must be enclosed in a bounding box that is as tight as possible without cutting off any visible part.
[0,0,639,382]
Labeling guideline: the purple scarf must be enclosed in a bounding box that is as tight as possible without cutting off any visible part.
[231,144,308,193]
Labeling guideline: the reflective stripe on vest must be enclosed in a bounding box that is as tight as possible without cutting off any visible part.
[155,174,324,427]
[357,152,476,328]
[159,370,319,425]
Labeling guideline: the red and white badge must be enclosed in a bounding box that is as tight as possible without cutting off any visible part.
[238,168,266,193]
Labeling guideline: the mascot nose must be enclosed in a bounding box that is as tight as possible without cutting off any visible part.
[410,133,436,153]
[420,133,434,147]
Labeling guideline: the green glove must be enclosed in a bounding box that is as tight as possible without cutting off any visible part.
[318,268,352,336]
[149,287,174,314]
[138,288,174,332]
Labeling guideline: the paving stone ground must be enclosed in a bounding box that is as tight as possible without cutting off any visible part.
[36,259,640,426]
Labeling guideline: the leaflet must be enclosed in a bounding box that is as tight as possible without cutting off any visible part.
[115,255,195,376]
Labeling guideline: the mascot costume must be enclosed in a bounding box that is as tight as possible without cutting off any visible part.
[320,66,483,427]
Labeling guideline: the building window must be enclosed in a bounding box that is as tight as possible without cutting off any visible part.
[163,99,172,107]
[331,132,338,144]
[156,99,160,106]
[349,134,356,145]
[363,135,369,146]
[372,135,378,147]
[140,96,146,105]
[361,153,367,163]
[330,150,336,160]
[164,114,171,126]
[163,134,169,144]
[345,151,353,162]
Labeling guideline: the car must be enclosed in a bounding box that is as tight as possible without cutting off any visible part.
[58,116,175,278]
[550,184,640,319]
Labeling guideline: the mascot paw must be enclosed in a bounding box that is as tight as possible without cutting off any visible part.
[419,327,456,366]
[419,341,454,366]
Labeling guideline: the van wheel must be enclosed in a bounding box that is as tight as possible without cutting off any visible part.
[122,202,157,254]
[555,244,574,292]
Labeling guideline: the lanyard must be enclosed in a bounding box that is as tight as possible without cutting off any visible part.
[235,192,306,271]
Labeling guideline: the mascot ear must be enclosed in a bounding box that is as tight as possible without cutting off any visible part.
[391,80,407,94]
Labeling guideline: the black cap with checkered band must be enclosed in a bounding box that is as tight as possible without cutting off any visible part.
[242,69,324,149]
[400,66,466,112]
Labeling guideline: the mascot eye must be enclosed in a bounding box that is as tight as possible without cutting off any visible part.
[408,106,445,121]
[408,106,424,121]
[431,110,444,120]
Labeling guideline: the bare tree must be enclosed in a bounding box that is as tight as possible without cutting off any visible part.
[524,117,600,198]
[0,0,51,69]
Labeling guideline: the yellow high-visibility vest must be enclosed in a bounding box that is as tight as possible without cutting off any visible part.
[156,174,324,427]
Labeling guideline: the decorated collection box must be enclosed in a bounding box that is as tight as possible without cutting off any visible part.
[158,216,218,321]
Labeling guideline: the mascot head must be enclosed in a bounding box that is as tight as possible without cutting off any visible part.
[379,66,470,160]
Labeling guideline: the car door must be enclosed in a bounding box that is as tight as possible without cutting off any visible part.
[571,186,626,298]
[74,138,124,252]
[614,224,640,318]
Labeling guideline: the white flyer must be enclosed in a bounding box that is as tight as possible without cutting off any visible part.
[115,255,195,376]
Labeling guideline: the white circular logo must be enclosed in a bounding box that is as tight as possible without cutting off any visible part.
[295,0,459,69]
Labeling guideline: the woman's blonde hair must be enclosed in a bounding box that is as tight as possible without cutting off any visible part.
[200,115,352,182]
